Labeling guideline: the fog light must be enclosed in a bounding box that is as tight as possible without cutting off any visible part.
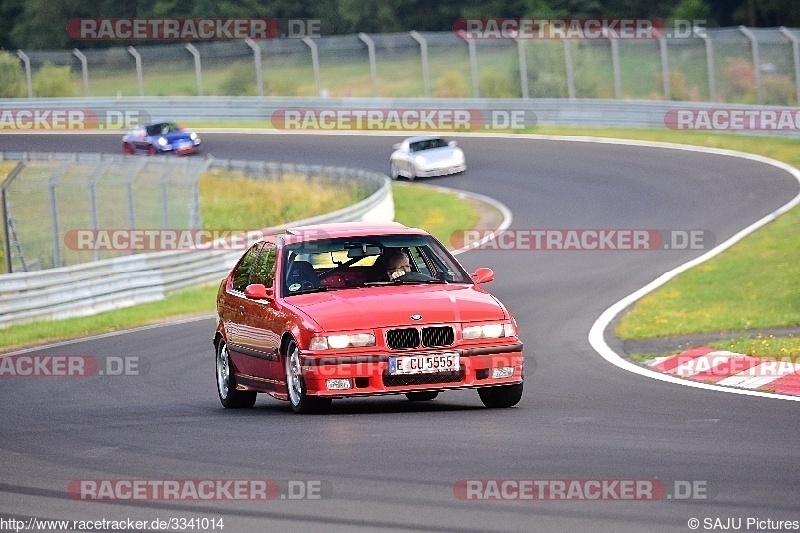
[491,367,514,379]
[326,378,353,390]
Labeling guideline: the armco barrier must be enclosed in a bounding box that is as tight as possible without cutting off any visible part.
[0,155,393,328]
[1,97,799,133]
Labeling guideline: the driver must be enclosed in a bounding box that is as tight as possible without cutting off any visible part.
[384,249,411,280]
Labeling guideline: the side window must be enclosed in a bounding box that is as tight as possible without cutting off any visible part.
[249,244,277,287]
[231,243,263,292]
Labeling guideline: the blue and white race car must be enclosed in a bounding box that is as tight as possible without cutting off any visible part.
[122,121,201,155]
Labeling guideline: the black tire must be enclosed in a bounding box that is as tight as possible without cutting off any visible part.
[215,340,257,408]
[285,340,331,414]
[478,383,523,408]
[405,391,439,401]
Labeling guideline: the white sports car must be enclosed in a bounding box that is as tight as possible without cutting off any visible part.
[389,136,466,180]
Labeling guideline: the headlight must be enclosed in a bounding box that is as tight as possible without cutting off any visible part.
[157,137,168,146]
[462,322,516,340]
[309,333,375,350]
[190,132,198,140]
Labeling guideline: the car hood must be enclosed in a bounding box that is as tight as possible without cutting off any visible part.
[415,147,460,164]
[162,131,194,142]
[285,284,506,331]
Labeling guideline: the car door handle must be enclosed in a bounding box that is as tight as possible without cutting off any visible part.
[238,306,245,314]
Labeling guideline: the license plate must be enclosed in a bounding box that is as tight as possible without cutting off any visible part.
[388,352,459,375]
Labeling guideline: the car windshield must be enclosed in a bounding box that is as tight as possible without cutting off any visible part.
[281,234,471,295]
[409,138,447,152]
[145,122,181,136]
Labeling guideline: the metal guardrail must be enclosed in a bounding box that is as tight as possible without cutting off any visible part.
[0,97,798,132]
[0,155,394,327]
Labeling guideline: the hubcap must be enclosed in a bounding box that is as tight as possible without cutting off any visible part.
[287,345,302,406]
[217,344,229,399]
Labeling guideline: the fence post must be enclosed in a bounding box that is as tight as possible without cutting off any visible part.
[659,37,671,100]
[739,26,762,104]
[602,29,622,99]
[73,48,90,97]
[779,27,800,104]
[16,50,33,98]
[88,160,110,262]
[358,33,379,97]
[467,39,479,97]
[48,161,72,269]
[696,28,717,102]
[127,46,144,96]
[1,162,25,273]
[409,31,430,98]
[516,38,529,99]
[562,40,576,99]
[185,43,203,96]
[302,37,321,96]
[244,39,264,97]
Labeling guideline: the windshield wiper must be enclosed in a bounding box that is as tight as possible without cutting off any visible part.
[286,286,331,295]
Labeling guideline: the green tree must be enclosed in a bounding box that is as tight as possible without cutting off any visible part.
[0,50,26,97]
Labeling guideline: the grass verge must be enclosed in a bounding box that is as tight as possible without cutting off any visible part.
[0,182,477,351]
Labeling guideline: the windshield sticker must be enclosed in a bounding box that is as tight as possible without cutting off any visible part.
[289,283,301,292]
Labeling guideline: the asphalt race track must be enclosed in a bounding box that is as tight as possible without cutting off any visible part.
[1,132,799,532]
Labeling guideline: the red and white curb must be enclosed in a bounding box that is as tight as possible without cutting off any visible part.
[646,347,800,396]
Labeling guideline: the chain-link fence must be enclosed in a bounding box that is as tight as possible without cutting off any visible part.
[1,154,207,272]
[7,28,800,105]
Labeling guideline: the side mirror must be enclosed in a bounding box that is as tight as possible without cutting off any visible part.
[470,267,494,284]
[245,283,272,299]
[392,143,402,150]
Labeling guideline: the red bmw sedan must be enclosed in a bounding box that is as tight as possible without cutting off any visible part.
[213,222,524,413]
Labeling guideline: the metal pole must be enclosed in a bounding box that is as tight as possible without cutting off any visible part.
[697,28,716,102]
[1,162,25,273]
[358,33,379,97]
[16,50,33,98]
[739,26,762,104]
[160,167,172,228]
[779,27,800,105]
[602,29,622,99]
[516,38,529,99]
[659,37,671,100]
[244,39,264,97]
[409,31,430,98]
[467,39,479,97]
[302,37,321,97]
[185,43,203,96]
[564,40,575,99]
[88,160,110,262]
[127,46,144,96]
[48,161,72,269]
[73,48,90,97]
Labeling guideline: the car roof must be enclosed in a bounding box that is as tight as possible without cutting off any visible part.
[282,221,428,244]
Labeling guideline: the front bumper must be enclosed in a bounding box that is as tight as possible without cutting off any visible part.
[416,162,467,177]
[298,343,523,397]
